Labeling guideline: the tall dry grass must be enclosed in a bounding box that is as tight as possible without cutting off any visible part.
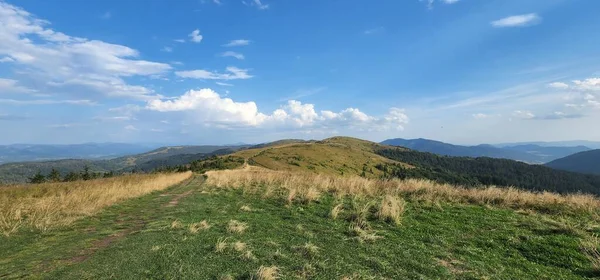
[205,168,600,215]
[0,172,192,236]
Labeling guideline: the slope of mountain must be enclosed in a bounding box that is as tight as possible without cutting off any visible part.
[545,149,600,175]
[0,145,248,183]
[225,136,600,195]
[0,143,161,164]
[380,138,589,163]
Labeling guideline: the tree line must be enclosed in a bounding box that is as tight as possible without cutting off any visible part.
[376,148,600,195]
[29,166,115,184]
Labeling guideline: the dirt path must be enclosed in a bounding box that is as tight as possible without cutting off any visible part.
[63,175,204,265]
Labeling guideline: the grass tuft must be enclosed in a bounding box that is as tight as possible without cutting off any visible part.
[240,205,253,212]
[228,220,249,234]
[330,203,344,220]
[255,265,279,280]
[189,220,211,233]
[581,234,600,272]
[171,220,183,229]
[232,241,247,252]
[215,237,229,253]
[377,195,405,225]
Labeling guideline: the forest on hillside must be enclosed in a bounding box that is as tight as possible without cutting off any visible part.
[377,148,600,195]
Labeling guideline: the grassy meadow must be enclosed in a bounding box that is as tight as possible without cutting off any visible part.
[0,172,192,236]
[1,166,600,279]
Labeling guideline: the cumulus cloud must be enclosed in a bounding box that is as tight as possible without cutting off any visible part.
[0,2,171,100]
[472,113,488,119]
[223,39,251,47]
[220,51,245,60]
[146,88,409,131]
[491,14,541,28]
[548,77,600,110]
[188,29,203,43]
[175,67,253,80]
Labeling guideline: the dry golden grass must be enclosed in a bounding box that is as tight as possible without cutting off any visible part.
[330,203,344,220]
[581,234,600,272]
[232,241,247,252]
[171,220,183,229]
[189,220,211,233]
[240,250,256,261]
[255,265,279,280]
[227,220,249,234]
[0,172,192,236]
[215,237,229,252]
[205,168,600,215]
[240,205,252,212]
[295,242,319,258]
[377,195,406,225]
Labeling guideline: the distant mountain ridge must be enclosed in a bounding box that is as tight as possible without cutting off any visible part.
[0,143,163,164]
[545,149,600,175]
[380,138,590,164]
[0,145,249,183]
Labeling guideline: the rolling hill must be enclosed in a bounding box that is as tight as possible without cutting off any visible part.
[215,137,600,195]
[381,138,590,163]
[0,145,248,183]
[545,149,600,175]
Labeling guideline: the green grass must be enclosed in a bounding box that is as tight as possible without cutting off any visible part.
[1,176,599,279]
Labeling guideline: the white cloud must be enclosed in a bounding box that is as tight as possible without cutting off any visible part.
[442,0,459,3]
[146,88,409,131]
[220,51,245,60]
[472,113,488,119]
[162,46,173,52]
[174,39,186,43]
[0,78,35,93]
[243,0,269,10]
[175,67,253,80]
[0,2,171,100]
[573,78,600,91]
[548,82,569,89]
[512,110,535,119]
[223,39,251,47]
[213,0,222,4]
[491,14,541,28]
[216,82,234,86]
[188,29,203,43]
[0,56,14,63]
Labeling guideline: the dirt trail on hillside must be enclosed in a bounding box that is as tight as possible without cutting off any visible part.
[65,175,203,265]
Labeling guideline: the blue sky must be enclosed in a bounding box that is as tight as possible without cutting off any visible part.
[1,0,599,145]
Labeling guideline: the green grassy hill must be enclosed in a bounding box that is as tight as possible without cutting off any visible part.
[225,136,600,195]
[2,172,600,279]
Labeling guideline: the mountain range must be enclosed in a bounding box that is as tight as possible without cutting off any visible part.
[380,138,590,164]
[545,149,600,175]
[0,143,164,164]
[0,145,248,183]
